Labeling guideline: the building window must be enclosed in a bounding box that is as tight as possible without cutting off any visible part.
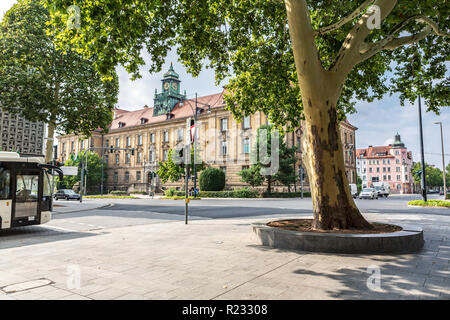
[125,153,130,164]
[115,138,120,148]
[221,141,227,155]
[242,165,249,170]
[105,139,109,147]
[388,175,391,181]
[243,116,251,129]
[149,149,154,162]
[395,151,400,155]
[243,138,250,154]
[115,153,120,165]
[376,167,380,173]
[125,172,129,182]
[137,151,142,164]
[396,159,400,164]
[396,167,400,172]
[221,118,228,132]
[137,135,143,145]
[388,167,391,172]
[80,140,85,150]
[126,136,131,147]
[405,175,408,181]
[114,172,118,183]
[397,175,401,181]
[71,141,75,152]
[369,168,372,173]
[163,131,169,142]
[150,133,155,143]
[177,128,183,141]
[136,171,141,181]
[163,149,169,161]
[383,167,386,172]
[62,142,66,153]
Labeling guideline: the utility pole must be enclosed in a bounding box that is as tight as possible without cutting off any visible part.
[193,93,198,194]
[434,122,447,199]
[418,95,427,201]
[100,134,104,195]
[185,118,191,224]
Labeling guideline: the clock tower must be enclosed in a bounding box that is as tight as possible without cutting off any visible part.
[153,63,186,116]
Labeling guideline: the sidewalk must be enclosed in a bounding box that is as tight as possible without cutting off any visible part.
[0,210,449,300]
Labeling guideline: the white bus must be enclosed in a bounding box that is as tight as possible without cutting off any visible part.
[0,152,63,230]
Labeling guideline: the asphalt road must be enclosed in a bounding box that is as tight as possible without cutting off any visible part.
[0,194,447,244]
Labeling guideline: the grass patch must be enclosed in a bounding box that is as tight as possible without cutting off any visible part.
[408,200,450,208]
[84,195,139,199]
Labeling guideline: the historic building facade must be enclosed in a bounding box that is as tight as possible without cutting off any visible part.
[0,109,45,156]
[57,66,357,193]
[356,133,414,194]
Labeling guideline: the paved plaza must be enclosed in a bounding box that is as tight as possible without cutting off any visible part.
[0,197,449,300]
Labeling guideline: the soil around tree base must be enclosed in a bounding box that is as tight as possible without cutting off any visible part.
[267,219,402,234]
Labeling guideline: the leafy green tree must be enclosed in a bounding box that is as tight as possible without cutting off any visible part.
[61,152,106,192]
[44,0,449,230]
[412,162,444,188]
[0,0,118,162]
[239,125,296,193]
[157,147,205,184]
[199,167,225,191]
[357,176,363,193]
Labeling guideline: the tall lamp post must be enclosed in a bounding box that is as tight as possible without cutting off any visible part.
[434,122,447,199]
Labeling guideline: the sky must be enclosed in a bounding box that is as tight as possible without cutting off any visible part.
[1,1,449,169]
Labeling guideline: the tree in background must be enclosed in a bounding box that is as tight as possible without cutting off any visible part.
[157,147,205,184]
[60,152,105,192]
[412,162,444,189]
[357,176,363,193]
[0,0,118,162]
[239,125,296,193]
[45,0,449,230]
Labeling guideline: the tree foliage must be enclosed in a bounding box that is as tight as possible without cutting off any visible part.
[0,0,118,137]
[239,124,296,192]
[61,151,106,190]
[157,147,205,184]
[43,0,448,126]
[412,162,447,188]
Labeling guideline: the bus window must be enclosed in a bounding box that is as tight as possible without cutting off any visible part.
[15,172,39,218]
[0,168,10,199]
[43,172,51,196]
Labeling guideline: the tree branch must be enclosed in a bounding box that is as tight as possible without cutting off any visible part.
[358,15,449,62]
[314,0,375,36]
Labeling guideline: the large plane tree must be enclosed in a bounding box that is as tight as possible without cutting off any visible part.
[0,0,118,162]
[43,0,448,230]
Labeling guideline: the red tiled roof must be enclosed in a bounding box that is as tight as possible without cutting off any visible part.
[356,146,394,159]
[109,91,225,131]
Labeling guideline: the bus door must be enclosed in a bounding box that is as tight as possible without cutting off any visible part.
[12,169,42,226]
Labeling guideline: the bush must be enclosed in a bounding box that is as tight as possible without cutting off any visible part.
[165,188,177,197]
[130,191,147,195]
[408,200,450,208]
[110,190,128,195]
[198,188,259,198]
[199,168,225,191]
[262,191,311,198]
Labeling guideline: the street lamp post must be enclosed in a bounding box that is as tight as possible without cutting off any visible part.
[418,95,427,201]
[434,122,447,199]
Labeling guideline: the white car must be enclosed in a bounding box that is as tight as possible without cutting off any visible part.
[359,188,378,200]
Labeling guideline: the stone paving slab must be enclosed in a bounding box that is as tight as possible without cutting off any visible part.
[0,211,449,300]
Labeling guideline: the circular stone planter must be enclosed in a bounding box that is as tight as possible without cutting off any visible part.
[252,222,424,254]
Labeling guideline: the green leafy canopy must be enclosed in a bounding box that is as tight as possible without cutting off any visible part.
[42,0,448,129]
[0,0,119,136]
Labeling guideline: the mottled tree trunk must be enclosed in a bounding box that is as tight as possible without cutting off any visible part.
[45,121,56,163]
[285,0,373,230]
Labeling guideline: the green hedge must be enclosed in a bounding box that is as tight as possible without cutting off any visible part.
[199,188,259,198]
[130,191,147,195]
[199,168,225,191]
[262,191,311,198]
[110,190,128,195]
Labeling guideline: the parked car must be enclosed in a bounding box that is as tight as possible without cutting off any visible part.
[372,182,390,198]
[359,188,378,200]
[54,189,81,200]
[349,184,358,198]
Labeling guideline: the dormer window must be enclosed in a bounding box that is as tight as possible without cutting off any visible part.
[141,118,148,124]
[118,122,126,128]
[166,113,174,120]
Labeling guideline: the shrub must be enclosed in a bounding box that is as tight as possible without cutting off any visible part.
[199,168,225,191]
[198,188,259,198]
[110,190,128,195]
[165,188,177,197]
[408,200,450,208]
[262,191,311,198]
[130,191,147,195]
